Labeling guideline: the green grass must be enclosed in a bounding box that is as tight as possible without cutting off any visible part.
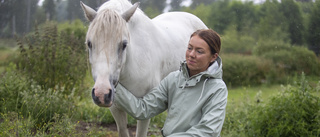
[0,40,18,74]
[227,84,282,107]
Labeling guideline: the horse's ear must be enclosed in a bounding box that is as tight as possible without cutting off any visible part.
[80,1,97,22]
[122,2,140,22]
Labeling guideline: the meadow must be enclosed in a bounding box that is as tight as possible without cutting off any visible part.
[0,21,319,136]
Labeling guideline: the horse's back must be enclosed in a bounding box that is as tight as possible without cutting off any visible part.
[145,12,207,81]
[150,12,207,56]
[152,12,207,34]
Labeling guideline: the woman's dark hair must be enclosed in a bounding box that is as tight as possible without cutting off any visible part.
[190,29,221,55]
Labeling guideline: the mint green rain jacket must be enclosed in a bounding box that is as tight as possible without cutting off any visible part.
[115,56,228,137]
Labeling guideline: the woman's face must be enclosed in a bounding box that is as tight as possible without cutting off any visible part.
[186,35,217,77]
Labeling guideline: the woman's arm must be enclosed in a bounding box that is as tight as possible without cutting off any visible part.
[114,77,169,120]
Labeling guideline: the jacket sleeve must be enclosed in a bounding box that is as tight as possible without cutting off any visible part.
[114,77,169,120]
[167,84,228,137]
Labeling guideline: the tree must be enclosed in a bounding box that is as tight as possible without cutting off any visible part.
[170,0,183,11]
[190,0,216,9]
[66,0,83,21]
[0,0,17,37]
[183,3,211,27]
[138,0,166,13]
[207,0,233,33]
[257,0,290,42]
[279,0,305,45]
[0,0,39,37]
[228,1,259,33]
[85,0,107,8]
[43,0,55,21]
[307,0,320,55]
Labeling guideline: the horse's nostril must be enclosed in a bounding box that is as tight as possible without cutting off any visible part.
[92,88,95,96]
[108,89,113,98]
[92,88,101,104]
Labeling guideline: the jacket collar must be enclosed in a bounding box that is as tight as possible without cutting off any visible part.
[179,56,223,88]
[180,56,223,80]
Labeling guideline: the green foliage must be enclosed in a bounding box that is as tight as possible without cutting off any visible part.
[204,0,233,33]
[0,112,81,136]
[307,0,320,55]
[144,7,161,19]
[253,40,320,76]
[57,19,87,41]
[0,68,77,126]
[228,1,259,33]
[246,74,320,136]
[15,21,87,93]
[0,67,78,132]
[257,0,291,42]
[183,3,211,26]
[0,112,35,136]
[75,97,115,124]
[150,112,167,128]
[222,54,276,87]
[223,74,320,137]
[279,0,305,45]
[222,92,252,137]
[20,85,77,127]
[0,65,32,113]
[221,28,257,54]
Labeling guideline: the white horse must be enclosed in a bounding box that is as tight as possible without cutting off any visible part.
[80,0,207,136]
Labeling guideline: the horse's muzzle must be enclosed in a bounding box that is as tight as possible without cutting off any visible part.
[92,88,113,107]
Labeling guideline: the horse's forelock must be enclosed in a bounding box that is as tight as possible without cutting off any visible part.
[87,9,128,56]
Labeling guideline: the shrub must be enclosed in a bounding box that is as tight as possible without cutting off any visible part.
[222,74,320,137]
[0,112,80,136]
[221,28,257,54]
[222,95,251,137]
[246,74,320,136]
[0,112,35,136]
[57,19,87,41]
[0,64,78,128]
[19,85,77,127]
[15,22,88,94]
[0,64,32,113]
[222,54,276,87]
[253,40,320,76]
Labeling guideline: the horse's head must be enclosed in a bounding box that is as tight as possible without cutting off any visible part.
[80,1,139,107]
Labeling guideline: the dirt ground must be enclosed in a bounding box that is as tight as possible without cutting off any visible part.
[76,121,162,137]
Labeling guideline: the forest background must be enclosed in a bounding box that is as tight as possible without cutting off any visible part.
[0,0,320,136]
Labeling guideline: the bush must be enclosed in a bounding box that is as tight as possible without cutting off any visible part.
[222,54,276,87]
[221,28,257,54]
[0,64,32,113]
[0,65,78,128]
[246,74,320,136]
[253,40,320,76]
[0,112,80,136]
[222,74,320,137]
[19,85,77,127]
[57,19,87,41]
[15,21,88,94]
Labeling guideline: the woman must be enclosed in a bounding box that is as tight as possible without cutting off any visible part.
[115,29,228,136]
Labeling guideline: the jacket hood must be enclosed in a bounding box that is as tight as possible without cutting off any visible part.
[181,56,223,79]
[180,56,223,104]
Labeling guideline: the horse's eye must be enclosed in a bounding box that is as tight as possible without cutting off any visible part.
[87,41,92,49]
[122,40,127,50]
